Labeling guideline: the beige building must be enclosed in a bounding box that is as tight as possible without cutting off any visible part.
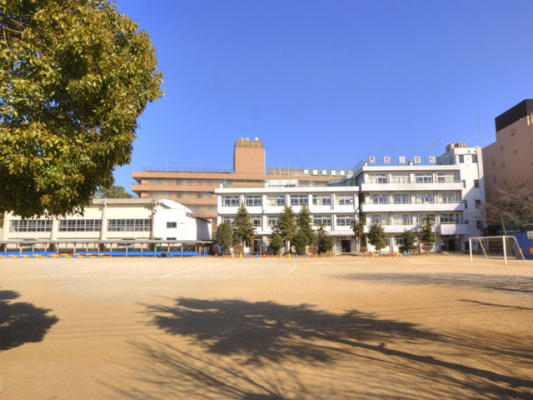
[132,138,350,222]
[483,99,533,203]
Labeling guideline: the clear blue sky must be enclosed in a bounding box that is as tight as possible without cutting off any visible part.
[114,0,533,193]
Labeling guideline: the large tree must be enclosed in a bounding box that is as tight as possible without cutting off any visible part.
[418,217,435,253]
[277,205,296,250]
[0,0,162,217]
[296,205,316,246]
[368,223,386,253]
[486,186,533,232]
[215,222,233,255]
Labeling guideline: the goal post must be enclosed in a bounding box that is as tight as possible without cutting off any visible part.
[469,235,526,265]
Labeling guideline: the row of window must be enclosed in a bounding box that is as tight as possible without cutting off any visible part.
[368,214,461,225]
[146,179,223,186]
[10,219,152,232]
[366,192,462,205]
[149,191,216,199]
[222,215,355,228]
[222,194,355,208]
[366,172,461,184]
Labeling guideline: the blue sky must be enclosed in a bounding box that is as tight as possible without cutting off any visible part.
[114,0,533,192]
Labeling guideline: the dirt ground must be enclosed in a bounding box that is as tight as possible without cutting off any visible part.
[1,254,532,399]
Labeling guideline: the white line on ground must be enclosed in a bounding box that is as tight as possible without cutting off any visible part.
[281,262,298,277]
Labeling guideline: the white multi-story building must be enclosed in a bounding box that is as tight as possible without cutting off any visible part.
[349,143,485,252]
[215,182,359,254]
[1,199,212,250]
[215,143,485,255]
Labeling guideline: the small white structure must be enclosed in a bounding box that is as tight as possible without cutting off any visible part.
[1,198,211,244]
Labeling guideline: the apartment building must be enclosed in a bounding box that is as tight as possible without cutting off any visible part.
[216,183,359,254]
[483,99,533,203]
[351,143,485,252]
[215,143,485,254]
[132,138,350,223]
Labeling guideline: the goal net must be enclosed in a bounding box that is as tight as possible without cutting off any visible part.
[469,235,526,264]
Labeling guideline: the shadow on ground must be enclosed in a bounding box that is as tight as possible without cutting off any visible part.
[336,273,533,294]
[0,290,59,351]
[104,298,533,400]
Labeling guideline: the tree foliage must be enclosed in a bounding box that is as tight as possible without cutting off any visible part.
[278,206,296,245]
[418,217,434,252]
[234,204,254,247]
[399,230,417,253]
[95,185,132,199]
[368,223,386,252]
[317,226,333,254]
[215,222,233,255]
[486,187,533,231]
[351,216,365,252]
[0,0,162,217]
[269,232,284,255]
[296,205,315,247]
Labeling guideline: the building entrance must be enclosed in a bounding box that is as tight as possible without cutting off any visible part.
[341,239,352,253]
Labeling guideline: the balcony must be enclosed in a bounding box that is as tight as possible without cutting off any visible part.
[360,182,462,192]
[361,202,464,213]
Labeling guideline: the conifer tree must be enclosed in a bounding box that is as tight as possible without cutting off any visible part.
[234,204,254,247]
[278,206,296,251]
[368,223,386,252]
[296,205,316,245]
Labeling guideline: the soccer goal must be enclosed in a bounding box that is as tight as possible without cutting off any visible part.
[469,235,526,265]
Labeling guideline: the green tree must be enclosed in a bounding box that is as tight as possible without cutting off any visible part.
[215,222,233,255]
[296,205,316,246]
[234,204,254,247]
[269,232,284,255]
[399,230,417,253]
[292,232,308,255]
[0,0,162,217]
[419,217,435,253]
[351,216,365,253]
[95,185,132,199]
[278,206,296,251]
[368,223,386,253]
[317,226,333,254]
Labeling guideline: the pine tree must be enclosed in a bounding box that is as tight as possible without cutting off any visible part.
[296,205,316,246]
[317,226,333,254]
[234,204,254,247]
[278,206,296,250]
[419,217,435,253]
[399,230,417,253]
[368,223,386,252]
[215,223,233,254]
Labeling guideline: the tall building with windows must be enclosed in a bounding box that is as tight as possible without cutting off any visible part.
[132,138,350,223]
[483,99,533,203]
[216,143,485,254]
[216,183,359,254]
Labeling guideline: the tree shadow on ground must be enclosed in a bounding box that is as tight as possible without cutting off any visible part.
[336,273,533,294]
[0,290,59,351]
[128,298,533,400]
[145,298,438,365]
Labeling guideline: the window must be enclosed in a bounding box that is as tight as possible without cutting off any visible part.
[10,219,52,232]
[474,179,479,188]
[267,195,285,207]
[222,195,240,207]
[415,193,434,204]
[313,215,331,227]
[252,216,262,228]
[290,194,308,206]
[336,215,354,226]
[476,220,483,229]
[245,195,262,207]
[439,193,459,203]
[222,217,235,226]
[166,222,177,228]
[108,219,151,232]
[440,214,459,224]
[395,236,404,246]
[458,155,464,163]
[370,194,388,204]
[437,173,458,183]
[312,194,331,206]
[322,170,328,176]
[370,215,387,224]
[59,219,101,232]
[303,169,309,175]
[415,173,433,183]
[475,200,481,209]
[472,154,478,163]
[393,194,410,204]
[377,173,388,184]
[417,214,435,224]
[392,215,411,225]
[390,173,409,184]
[336,194,354,206]
[268,216,279,227]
